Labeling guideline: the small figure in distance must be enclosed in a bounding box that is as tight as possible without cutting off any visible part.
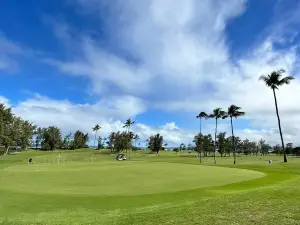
[269,159,272,164]
[29,157,33,164]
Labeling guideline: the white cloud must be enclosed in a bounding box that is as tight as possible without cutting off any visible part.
[12,94,145,130]
[0,35,24,72]
[2,94,194,146]
[0,96,10,107]
[48,0,246,99]
[39,0,300,145]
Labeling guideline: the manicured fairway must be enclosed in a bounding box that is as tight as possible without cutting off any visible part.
[0,161,263,195]
[0,150,299,225]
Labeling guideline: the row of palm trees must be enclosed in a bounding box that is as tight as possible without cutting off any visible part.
[197,69,294,163]
[196,105,245,164]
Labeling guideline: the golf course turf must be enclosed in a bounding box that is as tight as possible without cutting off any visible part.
[0,150,299,225]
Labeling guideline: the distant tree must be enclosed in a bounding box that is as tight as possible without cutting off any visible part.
[273,144,281,155]
[72,130,89,149]
[222,105,245,164]
[173,148,179,152]
[92,124,101,149]
[259,69,294,162]
[123,119,135,133]
[42,126,62,150]
[292,146,300,155]
[217,132,226,157]
[123,119,135,158]
[11,118,36,150]
[97,136,106,150]
[164,142,168,149]
[113,131,133,154]
[149,134,163,153]
[241,139,251,156]
[0,104,35,154]
[61,132,72,149]
[258,139,265,156]
[202,134,214,157]
[194,133,204,162]
[179,143,186,152]
[249,141,258,156]
[286,143,293,154]
[107,132,116,154]
[0,104,14,148]
[133,134,140,151]
[261,143,270,155]
[208,108,226,164]
[34,127,45,148]
[196,112,208,134]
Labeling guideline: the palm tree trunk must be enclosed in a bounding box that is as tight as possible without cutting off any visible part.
[214,118,217,164]
[198,118,201,160]
[231,116,236,164]
[272,88,287,162]
[94,131,97,149]
[200,118,202,134]
[4,146,10,155]
[127,127,130,159]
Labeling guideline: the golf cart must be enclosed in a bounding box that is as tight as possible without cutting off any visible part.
[116,154,127,161]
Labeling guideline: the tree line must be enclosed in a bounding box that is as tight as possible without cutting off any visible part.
[0,104,36,154]
[0,70,298,163]
[34,127,89,150]
[0,107,165,157]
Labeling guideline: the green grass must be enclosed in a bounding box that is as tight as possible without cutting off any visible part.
[0,150,299,225]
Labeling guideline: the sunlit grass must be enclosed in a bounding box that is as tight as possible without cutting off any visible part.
[0,150,299,225]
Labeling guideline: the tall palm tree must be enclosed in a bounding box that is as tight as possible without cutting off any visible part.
[222,105,245,164]
[108,132,116,155]
[123,119,135,158]
[259,69,294,163]
[196,112,208,134]
[208,108,226,164]
[133,134,140,149]
[123,119,135,132]
[92,124,101,149]
[196,112,207,161]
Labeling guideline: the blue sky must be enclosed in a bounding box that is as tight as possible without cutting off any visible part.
[1,0,300,146]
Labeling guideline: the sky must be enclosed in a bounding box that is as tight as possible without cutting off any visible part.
[1,0,300,147]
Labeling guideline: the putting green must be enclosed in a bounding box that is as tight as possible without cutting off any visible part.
[0,161,264,196]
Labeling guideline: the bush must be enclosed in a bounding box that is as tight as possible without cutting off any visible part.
[173,148,179,152]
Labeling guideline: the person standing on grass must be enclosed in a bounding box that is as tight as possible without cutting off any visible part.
[28,157,33,164]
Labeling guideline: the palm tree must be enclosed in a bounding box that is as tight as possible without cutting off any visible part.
[259,69,294,163]
[196,112,207,161]
[123,119,135,158]
[223,105,245,164]
[92,124,101,149]
[196,112,208,134]
[208,108,226,164]
[133,134,140,150]
[123,119,135,133]
[108,132,116,155]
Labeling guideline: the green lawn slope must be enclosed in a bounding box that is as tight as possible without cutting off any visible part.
[0,150,299,225]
